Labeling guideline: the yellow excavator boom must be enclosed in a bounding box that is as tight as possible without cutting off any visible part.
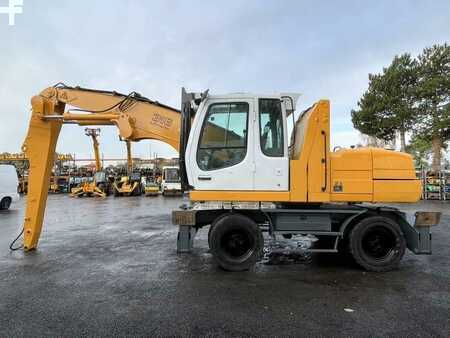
[21,84,180,250]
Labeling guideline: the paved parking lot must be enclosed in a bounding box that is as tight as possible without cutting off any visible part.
[1,196,449,337]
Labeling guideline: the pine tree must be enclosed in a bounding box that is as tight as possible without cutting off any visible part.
[413,44,450,171]
[352,54,418,151]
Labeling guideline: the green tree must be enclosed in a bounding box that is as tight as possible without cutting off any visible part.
[413,44,450,171]
[405,134,433,168]
[351,54,418,151]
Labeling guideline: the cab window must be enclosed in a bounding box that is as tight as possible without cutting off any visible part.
[197,102,249,171]
[259,99,284,157]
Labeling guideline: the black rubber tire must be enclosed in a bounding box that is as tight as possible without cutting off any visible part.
[208,213,230,248]
[209,214,264,271]
[0,197,12,210]
[349,216,406,272]
[208,225,214,248]
[282,234,293,239]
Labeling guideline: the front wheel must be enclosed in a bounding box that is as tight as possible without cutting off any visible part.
[209,214,264,271]
[349,216,406,272]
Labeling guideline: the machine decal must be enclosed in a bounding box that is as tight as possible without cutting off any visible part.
[151,112,173,129]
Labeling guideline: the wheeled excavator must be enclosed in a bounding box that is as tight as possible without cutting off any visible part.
[18,83,440,271]
[112,140,143,196]
[70,128,108,197]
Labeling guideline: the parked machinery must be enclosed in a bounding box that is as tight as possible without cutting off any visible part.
[144,176,160,196]
[113,140,143,196]
[161,166,182,196]
[19,84,440,272]
[113,171,142,196]
[70,128,109,197]
[49,175,69,193]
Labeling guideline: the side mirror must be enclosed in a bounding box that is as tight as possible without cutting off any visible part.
[282,97,294,112]
[281,93,301,116]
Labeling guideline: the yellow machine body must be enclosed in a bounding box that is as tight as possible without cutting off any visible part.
[329,147,421,203]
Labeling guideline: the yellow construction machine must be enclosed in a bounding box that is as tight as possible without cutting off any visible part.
[143,171,160,197]
[18,83,440,271]
[70,128,108,197]
[112,140,143,196]
[49,175,69,193]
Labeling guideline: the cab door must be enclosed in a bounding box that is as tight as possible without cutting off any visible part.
[186,98,255,191]
[253,98,289,191]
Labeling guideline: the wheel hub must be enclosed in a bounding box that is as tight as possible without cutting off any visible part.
[362,226,396,260]
[221,230,254,259]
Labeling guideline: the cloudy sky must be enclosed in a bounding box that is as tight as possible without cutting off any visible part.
[1,0,449,161]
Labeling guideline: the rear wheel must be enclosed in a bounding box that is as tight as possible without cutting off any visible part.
[0,197,12,210]
[349,216,406,272]
[209,214,264,271]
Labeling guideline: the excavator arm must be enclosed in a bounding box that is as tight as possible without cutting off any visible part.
[21,84,180,250]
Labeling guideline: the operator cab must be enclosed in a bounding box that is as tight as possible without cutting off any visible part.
[184,92,300,192]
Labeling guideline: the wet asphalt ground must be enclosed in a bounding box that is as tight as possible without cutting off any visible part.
[0,195,449,337]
